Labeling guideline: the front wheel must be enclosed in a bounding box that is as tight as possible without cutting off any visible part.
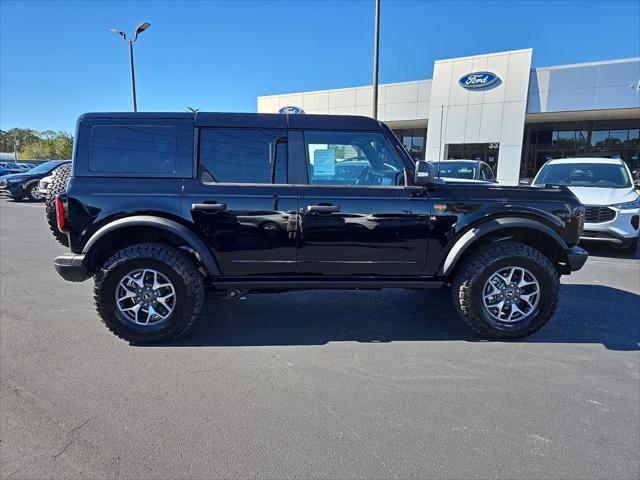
[452,241,559,339]
[94,243,205,344]
[25,183,43,201]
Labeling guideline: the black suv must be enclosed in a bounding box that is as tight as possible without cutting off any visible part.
[53,112,587,343]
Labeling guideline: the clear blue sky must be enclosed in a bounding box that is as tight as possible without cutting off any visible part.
[1,0,639,133]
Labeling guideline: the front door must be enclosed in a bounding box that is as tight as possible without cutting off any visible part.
[183,127,297,276]
[296,130,431,276]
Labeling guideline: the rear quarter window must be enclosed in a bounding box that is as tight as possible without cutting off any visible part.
[88,125,177,174]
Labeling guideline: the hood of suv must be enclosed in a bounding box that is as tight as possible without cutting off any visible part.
[567,186,637,206]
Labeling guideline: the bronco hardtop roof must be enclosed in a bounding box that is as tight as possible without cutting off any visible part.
[79,112,383,131]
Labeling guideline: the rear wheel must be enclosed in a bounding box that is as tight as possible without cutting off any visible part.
[45,163,72,246]
[452,241,559,339]
[94,243,204,344]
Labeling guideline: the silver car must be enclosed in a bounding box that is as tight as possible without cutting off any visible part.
[533,158,640,253]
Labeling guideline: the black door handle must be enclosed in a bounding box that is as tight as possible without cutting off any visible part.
[306,205,340,214]
[191,202,227,212]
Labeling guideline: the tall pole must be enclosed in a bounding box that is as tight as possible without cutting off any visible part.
[111,23,149,112]
[129,40,137,112]
[371,0,380,119]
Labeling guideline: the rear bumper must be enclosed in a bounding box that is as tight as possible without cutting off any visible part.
[54,253,89,282]
[563,245,589,273]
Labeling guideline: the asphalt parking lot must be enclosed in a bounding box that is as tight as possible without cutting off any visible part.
[1,197,638,480]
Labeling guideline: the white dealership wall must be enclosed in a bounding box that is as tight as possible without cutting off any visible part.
[257,51,640,183]
[425,49,532,184]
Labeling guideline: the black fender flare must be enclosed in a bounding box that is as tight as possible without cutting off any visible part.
[82,215,221,276]
[440,217,568,276]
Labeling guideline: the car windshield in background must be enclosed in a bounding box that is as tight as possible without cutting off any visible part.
[433,162,477,179]
[27,161,64,175]
[535,163,631,188]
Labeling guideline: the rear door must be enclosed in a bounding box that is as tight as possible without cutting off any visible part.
[183,124,297,276]
[294,129,431,276]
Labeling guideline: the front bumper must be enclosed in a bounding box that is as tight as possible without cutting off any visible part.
[0,183,26,198]
[580,206,640,245]
[564,245,589,272]
[54,253,89,282]
[38,182,51,196]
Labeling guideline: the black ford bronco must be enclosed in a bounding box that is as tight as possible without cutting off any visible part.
[52,112,588,343]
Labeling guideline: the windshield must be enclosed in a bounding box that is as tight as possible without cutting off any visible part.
[534,162,631,188]
[433,162,477,179]
[26,161,65,175]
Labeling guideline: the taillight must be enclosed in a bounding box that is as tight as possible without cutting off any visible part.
[55,194,67,232]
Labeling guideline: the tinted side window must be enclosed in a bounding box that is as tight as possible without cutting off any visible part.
[89,125,177,173]
[304,131,405,186]
[198,128,287,184]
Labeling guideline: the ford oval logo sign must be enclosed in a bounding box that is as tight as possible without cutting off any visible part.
[459,72,500,90]
[279,106,304,114]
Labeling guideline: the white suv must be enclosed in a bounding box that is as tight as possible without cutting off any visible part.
[533,158,639,253]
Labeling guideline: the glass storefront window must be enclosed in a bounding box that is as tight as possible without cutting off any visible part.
[609,130,629,147]
[536,130,553,147]
[590,130,609,149]
[554,131,576,148]
[393,128,427,161]
[576,131,588,148]
[521,122,640,179]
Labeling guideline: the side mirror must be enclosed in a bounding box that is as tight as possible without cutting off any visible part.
[414,161,442,186]
[519,178,531,186]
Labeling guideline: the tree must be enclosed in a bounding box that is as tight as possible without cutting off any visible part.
[0,129,74,160]
[0,128,39,153]
[20,142,53,160]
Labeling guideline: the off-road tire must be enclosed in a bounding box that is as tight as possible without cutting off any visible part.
[25,182,42,201]
[452,241,559,340]
[44,163,72,246]
[94,243,205,344]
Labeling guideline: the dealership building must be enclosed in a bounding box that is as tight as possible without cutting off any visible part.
[257,49,640,184]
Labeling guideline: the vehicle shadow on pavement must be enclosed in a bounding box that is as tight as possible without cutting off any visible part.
[161,284,639,351]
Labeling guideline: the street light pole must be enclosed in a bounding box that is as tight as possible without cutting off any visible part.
[372,0,381,119]
[110,22,151,112]
[129,40,137,112]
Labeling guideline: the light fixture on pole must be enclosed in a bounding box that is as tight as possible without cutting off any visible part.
[371,0,381,119]
[110,22,151,112]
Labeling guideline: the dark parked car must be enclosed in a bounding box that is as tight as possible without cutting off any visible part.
[0,160,70,201]
[428,160,496,182]
[0,162,30,174]
[52,112,587,343]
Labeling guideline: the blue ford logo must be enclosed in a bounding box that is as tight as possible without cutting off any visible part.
[279,106,304,114]
[459,72,500,90]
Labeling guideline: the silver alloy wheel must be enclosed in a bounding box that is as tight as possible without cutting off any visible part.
[30,185,42,200]
[482,266,540,323]
[115,268,176,326]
